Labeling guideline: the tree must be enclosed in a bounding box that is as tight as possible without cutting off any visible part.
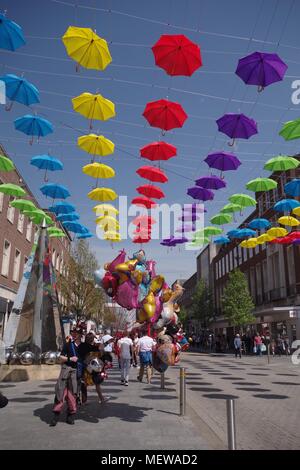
[222,269,255,328]
[177,305,188,328]
[190,279,214,328]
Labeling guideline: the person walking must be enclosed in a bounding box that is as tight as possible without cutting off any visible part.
[118,331,133,386]
[234,334,242,358]
[137,330,156,384]
[254,332,263,356]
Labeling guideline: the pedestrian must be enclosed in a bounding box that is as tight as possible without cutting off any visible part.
[132,332,139,367]
[0,391,8,408]
[254,332,263,356]
[101,330,114,364]
[118,331,133,386]
[234,334,242,358]
[137,330,156,384]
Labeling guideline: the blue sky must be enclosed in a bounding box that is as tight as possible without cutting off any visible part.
[1,0,300,283]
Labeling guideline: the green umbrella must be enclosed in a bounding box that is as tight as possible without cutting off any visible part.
[10,199,36,212]
[246,177,277,192]
[23,209,54,226]
[203,226,223,237]
[0,155,15,172]
[220,203,243,214]
[49,231,66,238]
[279,118,300,141]
[0,183,26,197]
[210,213,232,225]
[229,193,256,207]
[188,236,210,247]
[264,155,299,172]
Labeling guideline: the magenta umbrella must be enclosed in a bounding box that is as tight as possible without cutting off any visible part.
[216,113,258,146]
[204,151,241,176]
[235,52,288,92]
[195,175,226,190]
[187,186,214,201]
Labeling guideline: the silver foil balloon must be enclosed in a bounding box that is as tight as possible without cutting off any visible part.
[20,351,35,365]
[86,357,102,373]
[42,351,58,365]
[5,351,11,364]
[8,351,20,365]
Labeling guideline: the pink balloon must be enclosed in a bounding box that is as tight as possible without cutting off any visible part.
[108,249,126,272]
[114,279,139,310]
[146,260,157,278]
[150,295,163,324]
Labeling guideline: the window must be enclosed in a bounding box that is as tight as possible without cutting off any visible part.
[52,249,56,267]
[13,249,21,282]
[1,240,11,276]
[7,197,15,223]
[287,246,296,286]
[56,254,60,271]
[256,264,262,300]
[17,213,24,233]
[262,260,268,293]
[24,256,29,268]
[0,178,3,211]
[26,220,32,242]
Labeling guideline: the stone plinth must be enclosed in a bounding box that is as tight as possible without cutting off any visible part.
[0,364,61,382]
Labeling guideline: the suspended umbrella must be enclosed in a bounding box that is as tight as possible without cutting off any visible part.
[203,226,223,237]
[246,177,277,192]
[264,155,299,172]
[88,187,117,201]
[0,154,15,172]
[131,196,157,209]
[235,52,288,91]
[142,99,188,132]
[78,134,114,160]
[216,113,258,146]
[140,141,177,161]
[56,212,80,222]
[47,226,65,235]
[234,228,257,238]
[279,118,300,141]
[248,218,270,230]
[132,215,156,225]
[77,232,93,239]
[62,26,112,71]
[273,199,300,212]
[229,193,256,208]
[292,207,300,217]
[195,175,226,190]
[152,34,202,76]
[240,238,258,248]
[136,184,165,199]
[214,236,230,244]
[220,203,243,214]
[187,186,214,201]
[176,224,194,233]
[0,12,25,51]
[278,216,300,227]
[23,209,53,226]
[49,231,67,239]
[133,235,151,244]
[267,227,288,238]
[96,215,120,229]
[40,183,70,200]
[136,166,168,183]
[0,183,26,197]
[284,179,300,197]
[270,235,293,245]
[188,236,210,246]
[72,93,115,129]
[30,154,63,182]
[134,228,152,237]
[183,203,206,213]
[63,222,89,234]
[10,199,36,212]
[104,231,122,242]
[178,214,200,222]
[293,239,300,245]
[172,236,189,245]
[92,203,119,215]
[0,74,39,111]
[204,151,241,176]
[14,115,54,144]
[48,201,76,215]
[227,229,241,238]
[210,213,232,225]
[289,231,300,240]
[161,236,177,247]
[82,163,115,179]
[256,233,275,244]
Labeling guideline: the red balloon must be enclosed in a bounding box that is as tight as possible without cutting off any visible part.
[136,165,168,183]
[140,141,177,161]
[143,99,187,131]
[136,184,165,200]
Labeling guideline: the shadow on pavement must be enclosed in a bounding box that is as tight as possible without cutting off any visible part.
[276,374,298,377]
[202,394,239,399]
[272,382,300,385]
[248,373,269,376]
[252,394,289,399]
[190,387,223,392]
[221,377,244,380]
[24,391,54,396]
[10,397,48,403]
[232,382,259,386]
[187,382,213,386]
[0,384,16,388]
[140,394,176,400]
[236,387,271,392]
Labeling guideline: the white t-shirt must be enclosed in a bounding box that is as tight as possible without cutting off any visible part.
[118,337,133,359]
[138,336,156,352]
[101,334,113,352]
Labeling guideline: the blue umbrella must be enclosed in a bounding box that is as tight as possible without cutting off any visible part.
[227,229,240,238]
[40,183,70,200]
[31,154,63,182]
[48,201,76,215]
[248,218,270,230]
[235,228,256,238]
[77,232,93,239]
[0,13,25,51]
[284,179,300,197]
[214,236,230,244]
[56,212,80,222]
[273,199,300,212]
[0,74,39,110]
[63,222,89,234]
[14,114,53,144]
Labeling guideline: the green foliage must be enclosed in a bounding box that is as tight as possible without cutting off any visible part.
[190,279,213,327]
[222,269,255,327]
[178,305,188,327]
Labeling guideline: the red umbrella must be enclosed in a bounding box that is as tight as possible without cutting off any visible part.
[133,215,156,225]
[143,99,188,131]
[133,235,151,244]
[136,166,168,183]
[131,196,157,209]
[133,227,152,236]
[152,34,202,76]
[140,141,177,161]
[136,184,165,200]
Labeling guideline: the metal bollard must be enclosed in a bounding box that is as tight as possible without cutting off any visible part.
[226,399,236,450]
[160,372,165,389]
[179,367,186,416]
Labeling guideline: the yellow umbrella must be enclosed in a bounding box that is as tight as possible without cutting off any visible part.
[267,227,288,238]
[78,134,114,157]
[104,231,121,242]
[240,238,258,248]
[62,26,112,71]
[92,204,119,215]
[96,216,120,230]
[82,163,115,179]
[88,187,118,201]
[292,206,300,217]
[257,233,275,244]
[278,216,300,227]
[72,93,115,128]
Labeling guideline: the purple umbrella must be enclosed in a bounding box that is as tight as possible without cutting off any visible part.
[176,224,194,233]
[178,214,200,221]
[204,151,241,176]
[187,186,214,201]
[160,237,177,247]
[195,175,226,190]
[172,236,189,245]
[216,113,258,146]
[235,52,288,92]
[183,203,206,213]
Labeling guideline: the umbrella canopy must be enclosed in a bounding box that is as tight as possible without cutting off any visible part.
[278,216,300,227]
[204,151,241,172]
[0,154,14,172]
[23,209,53,226]
[187,186,214,201]
[257,233,275,244]
[0,74,39,108]
[49,231,67,239]
[104,231,122,242]
[214,236,230,244]
[216,113,258,143]
[289,231,300,240]
[72,93,115,125]
[14,115,54,141]
[88,187,118,201]
[136,184,165,199]
[264,155,299,171]
[227,229,241,238]
[178,214,200,222]
[195,175,226,190]
[77,232,93,239]
[132,215,156,226]
[0,183,26,197]
[284,179,300,197]
[235,52,287,90]
[0,12,25,51]
[96,216,120,231]
[63,222,89,234]
[133,235,151,244]
[82,163,115,179]
[203,226,223,237]
[270,235,293,245]
[273,199,300,212]
[190,235,210,245]
[267,227,288,238]
[176,224,194,233]
[40,183,70,200]
[220,203,243,214]
[10,199,36,212]
[48,201,76,215]
[172,236,189,245]
[229,193,256,208]
[293,239,300,245]
[240,238,258,248]
[152,34,202,76]
[235,228,257,238]
[161,238,176,247]
[136,166,168,183]
[131,196,157,209]
[77,134,114,157]
[210,213,232,225]
[142,99,188,131]
[246,177,277,192]
[279,118,300,141]
[30,155,63,175]
[248,218,271,230]
[92,204,119,215]
[62,26,112,71]
[56,212,80,222]
[140,141,177,161]
[293,207,300,217]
